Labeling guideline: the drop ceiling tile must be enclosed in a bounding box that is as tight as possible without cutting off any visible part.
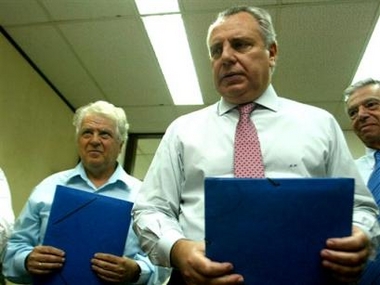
[273,1,378,105]
[180,0,277,12]
[5,25,105,107]
[0,0,49,25]
[40,0,137,21]
[281,0,336,3]
[124,105,177,133]
[58,17,173,107]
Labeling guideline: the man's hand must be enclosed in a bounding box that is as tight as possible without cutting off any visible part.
[321,226,371,283]
[91,253,141,283]
[170,239,244,285]
[26,245,65,275]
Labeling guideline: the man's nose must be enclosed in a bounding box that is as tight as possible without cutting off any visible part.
[357,105,370,120]
[89,133,101,144]
[221,45,236,64]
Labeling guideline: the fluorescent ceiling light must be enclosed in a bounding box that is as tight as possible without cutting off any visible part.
[135,0,179,15]
[135,0,204,105]
[352,15,380,83]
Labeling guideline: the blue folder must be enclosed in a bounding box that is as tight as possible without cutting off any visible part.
[33,185,133,285]
[205,177,354,285]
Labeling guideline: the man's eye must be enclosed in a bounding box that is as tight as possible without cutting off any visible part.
[365,100,380,109]
[100,132,111,139]
[232,41,251,51]
[81,130,92,136]
[210,46,222,59]
[347,108,358,119]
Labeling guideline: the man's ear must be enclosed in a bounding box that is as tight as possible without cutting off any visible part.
[268,42,278,68]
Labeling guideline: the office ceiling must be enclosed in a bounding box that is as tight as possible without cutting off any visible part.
[1,0,380,134]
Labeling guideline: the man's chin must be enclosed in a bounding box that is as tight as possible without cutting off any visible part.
[220,83,245,94]
[360,133,380,146]
[84,159,104,168]
[222,90,258,104]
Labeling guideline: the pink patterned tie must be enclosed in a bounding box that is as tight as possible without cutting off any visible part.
[234,103,265,178]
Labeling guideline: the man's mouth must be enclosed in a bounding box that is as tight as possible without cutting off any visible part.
[359,123,376,132]
[220,72,245,84]
[221,72,241,80]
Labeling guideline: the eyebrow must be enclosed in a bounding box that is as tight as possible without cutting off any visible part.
[348,97,380,110]
[80,127,113,133]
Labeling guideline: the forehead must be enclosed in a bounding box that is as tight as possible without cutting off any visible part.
[81,114,115,130]
[347,84,380,106]
[208,12,261,44]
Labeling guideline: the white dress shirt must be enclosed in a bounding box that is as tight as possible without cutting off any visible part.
[355,148,376,184]
[0,168,15,256]
[133,85,380,267]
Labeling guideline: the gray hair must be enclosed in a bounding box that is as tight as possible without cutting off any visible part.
[73,100,129,142]
[343,78,380,102]
[207,5,277,52]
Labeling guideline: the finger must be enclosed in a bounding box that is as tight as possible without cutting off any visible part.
[321,247,369,266]
[28,261,62,275]
[326,227,369,252]
[92,263,121,283]
[321,253,365,283]
[191,256,235,278]
[93,253,116,262]
[322,250,365,282]
[34,245,65,256]
[91,257,116,270]
[322,257,364,274]
[27,255,64,274]
[96,274,120,283]
[182,271,244,285]
[29,256,66,268]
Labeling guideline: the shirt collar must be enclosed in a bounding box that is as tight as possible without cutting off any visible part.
[217,84,279,115]
[365,147,377,157]
[364,147,378,168]
[67,162,128,188]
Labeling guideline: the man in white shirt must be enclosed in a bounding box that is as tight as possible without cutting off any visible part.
[133,5,380,285]
[0,168,15,285]
[344,78,380,284]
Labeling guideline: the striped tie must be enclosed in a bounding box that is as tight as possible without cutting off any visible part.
[358,150,380,284]
[367,150,380,206]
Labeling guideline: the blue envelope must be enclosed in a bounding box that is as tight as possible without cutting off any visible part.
[33,185,133,285]
[205,177,354,285]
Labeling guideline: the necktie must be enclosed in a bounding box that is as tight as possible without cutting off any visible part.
[234,103,265,178]
[358,151,380,285]
[367,150,380,206]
